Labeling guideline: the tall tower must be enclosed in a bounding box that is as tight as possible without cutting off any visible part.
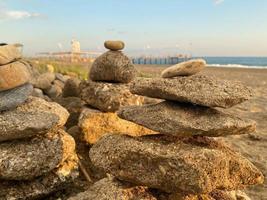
[71,39,81,62]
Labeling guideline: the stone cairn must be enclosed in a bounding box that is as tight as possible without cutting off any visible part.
[81,58,264,199]
[78,41,156,145]
[0,43,79,199]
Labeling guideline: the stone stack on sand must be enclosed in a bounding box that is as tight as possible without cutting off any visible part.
[79,41,156,145]
[85,59,264,199]
[0,44,78,200]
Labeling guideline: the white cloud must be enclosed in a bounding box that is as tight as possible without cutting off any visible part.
[214,0,225,5]
[0,9,42,20]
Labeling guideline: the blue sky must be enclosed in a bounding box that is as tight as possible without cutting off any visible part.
[1,0,267,56]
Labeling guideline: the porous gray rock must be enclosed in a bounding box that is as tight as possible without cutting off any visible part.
[31,87,44,98]
[67,177,157,200]
[0,44,21,65]
[0,129,75,180]
[130,75,252,108]
[62,77,81,97]
[80,80,144,112]
[89,51,137,83]
[0,156,79,200]
[104,40,125,51]
[90,134,264,194]
[118,101,256,137]
[161,59,206,78]
[32,72,56,90]
[0,97,69,142]
[0,83,33,111]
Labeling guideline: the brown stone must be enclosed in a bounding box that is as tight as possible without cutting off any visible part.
[0,155,79,200]
[89,51,137,83]
[0,44,21,65]
[62,77,81,97]
[90,135,264,194]
[0,129,75,180]
[161,59,206,78]
[118,101,256,137]
[78,107,157,144]
[67,177,157,200]
[130,75,252,108]
[104,40,125,51]
[0,97,69,142]
[32,72,56,90]
[0,61,31,91]
[80,80,144,112]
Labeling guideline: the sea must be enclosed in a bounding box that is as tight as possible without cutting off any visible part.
[200,57,267,69]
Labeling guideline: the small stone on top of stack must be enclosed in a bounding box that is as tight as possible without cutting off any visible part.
[0,44,78,200]
[86,59,263,199]
[79,41,154,145]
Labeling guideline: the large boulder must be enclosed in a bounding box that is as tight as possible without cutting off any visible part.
[0,155,79,200]
[67,177,157,200]
[130,76,252,108]
[0,97,69,142]
[0,83,33,111]
[0,44,21,65]
[0,61,31,91]
[0,129,75,180]
[89,51,137,83]
[79,107,157,144]
[161,59,206,78]
[90,135,263,194]
[118,101,256,137]
[80,80,144,112]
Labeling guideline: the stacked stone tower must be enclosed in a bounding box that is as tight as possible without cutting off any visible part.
[0,44,78,199]
[79,41,155,145]
[87,59,264,199]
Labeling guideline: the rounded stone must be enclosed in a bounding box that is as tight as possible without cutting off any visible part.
[89,51,137,83]
[0,44,22,65]
[161,59,206,78]
[0,83,33,112]
[0,61,31,91]
[104,40,125,51]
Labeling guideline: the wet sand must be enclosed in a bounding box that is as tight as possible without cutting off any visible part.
[137,65,267,200]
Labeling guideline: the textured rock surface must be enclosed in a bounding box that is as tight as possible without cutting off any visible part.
[90,135,264,194]
[118,101,256,137]
[78,107,157,144]
[62,77,81,97]
[0,44,21,65]
[130,76,252,108]
[0,129,75,180]
[161,59,206,78]
[0,83,33,111]
[0,97,69,142]
[32,72,56,90]
[104,40,125,51]
[0,156,79,200]
[0,61,31,91]
[44,84,62,98]
[67,177,157,200]
[89,51,137,83]
[80,80,144,112]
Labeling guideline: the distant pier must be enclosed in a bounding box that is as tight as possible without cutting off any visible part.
[132,55,191,65]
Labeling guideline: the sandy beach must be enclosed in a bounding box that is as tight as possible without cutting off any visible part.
[136,65,267,200]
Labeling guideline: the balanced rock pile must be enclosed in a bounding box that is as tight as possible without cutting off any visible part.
[0,44,78,199]
[79,41,156,144]
[86,59,264,199]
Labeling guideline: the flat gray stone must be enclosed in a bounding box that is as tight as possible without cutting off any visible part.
[0,129,75,180]
[80,80,144,112]
[90,134,264,194]
[89,51,137,83]
[0,97,69,142]
[118,101,256,137]
[0,156,79,200]
[0,83,33,111]
[161,59,206,78]
[130,75,252,108]
[67,177,157,200]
